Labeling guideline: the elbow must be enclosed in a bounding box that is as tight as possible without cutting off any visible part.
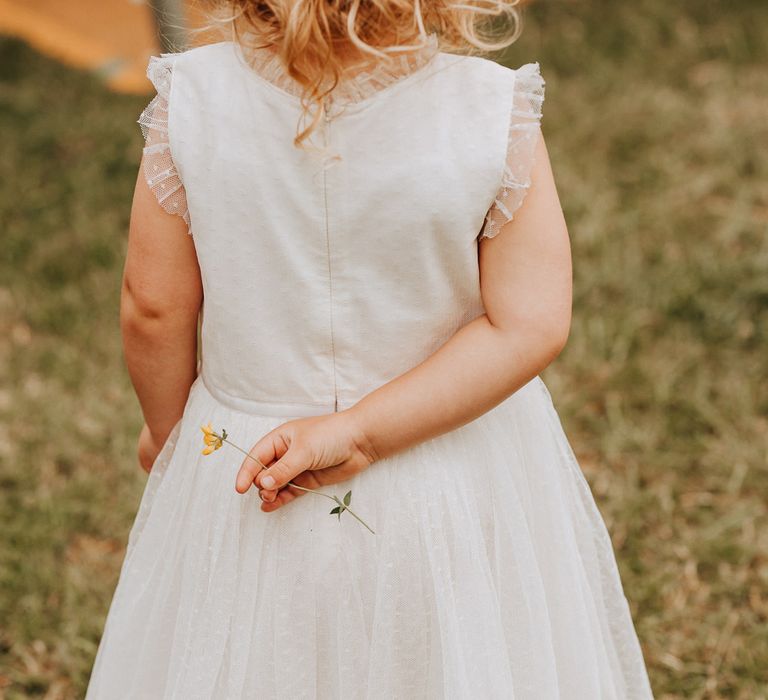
[499,305,571,373]
[544,320,570,365]
[120,294,160,340]
[545,303,572,360]
[121,275,164,329]
[527,324,570,376]
[120,274,197,338]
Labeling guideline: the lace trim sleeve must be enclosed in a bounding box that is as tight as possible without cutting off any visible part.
[137,54,192,234]
[479,62,545,240]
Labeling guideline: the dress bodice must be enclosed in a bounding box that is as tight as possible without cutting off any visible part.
[138,39,545,416]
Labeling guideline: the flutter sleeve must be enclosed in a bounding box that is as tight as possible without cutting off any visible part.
[479,62,545,240]
[137,54,192,234]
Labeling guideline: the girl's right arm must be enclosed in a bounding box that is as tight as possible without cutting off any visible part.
[347,133,571,458]
[246,133,572,509]
[120,156,203,463]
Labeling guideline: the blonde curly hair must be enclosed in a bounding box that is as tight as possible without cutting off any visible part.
[190,0,525,149]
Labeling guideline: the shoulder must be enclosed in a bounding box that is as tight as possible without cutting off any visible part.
[175,40,237,66]
[146,41,238,89]
[432,52,544,98]
[466,55,544,93]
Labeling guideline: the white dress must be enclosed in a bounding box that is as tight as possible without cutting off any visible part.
[85,32,654,699]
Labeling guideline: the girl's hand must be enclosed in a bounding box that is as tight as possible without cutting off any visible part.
[137,423,163,473]
[235,410,378,512]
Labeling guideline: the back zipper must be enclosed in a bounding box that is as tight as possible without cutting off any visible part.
[322,96,339,412]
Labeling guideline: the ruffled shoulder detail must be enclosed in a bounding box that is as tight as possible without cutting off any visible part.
[137,54,192,234]
[146,54,176,101]
[479,62,545,240]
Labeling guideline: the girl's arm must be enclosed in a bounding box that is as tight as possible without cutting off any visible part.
[245,133,571,506]
[121,156,202,460]
[347,133,572,460]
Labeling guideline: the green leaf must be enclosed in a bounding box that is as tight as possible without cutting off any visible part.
[343,490,352,506]
[330,506,341,514]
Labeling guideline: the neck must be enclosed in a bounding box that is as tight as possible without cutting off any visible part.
[264,33,435,70]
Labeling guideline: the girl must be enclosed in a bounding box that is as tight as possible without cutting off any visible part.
[86,0,654,697]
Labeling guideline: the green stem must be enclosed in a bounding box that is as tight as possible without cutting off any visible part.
[330,494,377,535]
[223,438,264,467]
[217,433,376,534]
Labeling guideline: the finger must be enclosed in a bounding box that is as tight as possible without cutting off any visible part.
[260,483,302,512]
[259,471,315,509]
[259,471,330,512]
[235,454,267,494]
[235,429,287,494]
[255,446,308,491]
[259,488,278,503]
[138,452,153,473]
[260,463,358,512]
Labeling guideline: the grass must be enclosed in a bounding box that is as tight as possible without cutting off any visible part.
[1,0,767,696]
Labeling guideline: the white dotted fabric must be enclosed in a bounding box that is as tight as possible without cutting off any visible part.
[480,62,546,240]
[138,55,192,235]
[85,376,654,699]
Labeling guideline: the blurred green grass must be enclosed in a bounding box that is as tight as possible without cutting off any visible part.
[1,0,767,697]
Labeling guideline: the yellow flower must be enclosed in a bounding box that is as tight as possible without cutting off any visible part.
[200,423,224,455]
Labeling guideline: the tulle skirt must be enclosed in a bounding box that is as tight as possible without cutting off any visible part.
[85,375,654,699]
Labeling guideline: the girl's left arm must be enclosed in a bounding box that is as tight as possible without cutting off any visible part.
[121,156,202,467]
